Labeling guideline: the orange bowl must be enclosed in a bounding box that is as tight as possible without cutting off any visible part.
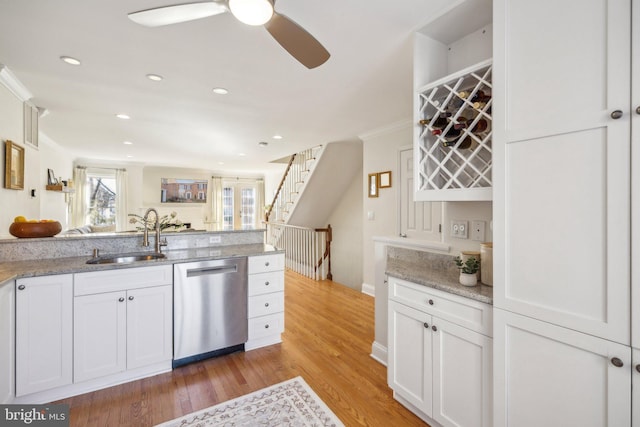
[9,221,62,238]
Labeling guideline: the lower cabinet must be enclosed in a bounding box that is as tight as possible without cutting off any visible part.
[74,266,173,383]
[15,274,73,397]
[0,280,15,403]
[493,308,631,427]
[246,254,285,350]
[388,276,492,427]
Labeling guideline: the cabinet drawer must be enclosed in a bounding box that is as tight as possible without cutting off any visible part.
[75,265,173,296]
[248,271,284,296]
[249,292,284,318]
[248,313,284,340]
[389,277,492,336]
[248,254,284,274]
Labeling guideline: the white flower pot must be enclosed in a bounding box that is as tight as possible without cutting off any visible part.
[459,272,478,287]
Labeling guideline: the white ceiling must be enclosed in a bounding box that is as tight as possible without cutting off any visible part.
[0,0,452,175]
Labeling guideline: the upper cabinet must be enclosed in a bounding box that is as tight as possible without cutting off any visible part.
[413,0,493,201]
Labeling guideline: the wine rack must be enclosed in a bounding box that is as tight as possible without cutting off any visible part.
[415,59,492,201]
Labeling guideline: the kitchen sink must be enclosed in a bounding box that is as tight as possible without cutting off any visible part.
[86,252,166,264]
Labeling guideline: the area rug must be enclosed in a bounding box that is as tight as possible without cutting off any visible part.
[156,376,344,427]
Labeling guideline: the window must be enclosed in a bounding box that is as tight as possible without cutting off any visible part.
[222,183,259,230]
[87,171,116,226]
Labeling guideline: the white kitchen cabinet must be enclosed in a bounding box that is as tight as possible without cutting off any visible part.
[246,253,285,350]
[494,308,631,427]
[388,276,492,427]
[634,349,640,427]
[74,266,172,383]
[0,280,15,403]
[15,274,73,396]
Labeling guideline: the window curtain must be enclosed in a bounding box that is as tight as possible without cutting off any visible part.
[210,176,223,230]
[115,169,128,231]
[71,166,87,228]
[257,179,265,225]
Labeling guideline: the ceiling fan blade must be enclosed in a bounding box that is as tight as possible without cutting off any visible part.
[265,12,330,69]
[128,2,228,27]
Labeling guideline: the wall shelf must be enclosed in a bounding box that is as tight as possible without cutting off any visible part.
[46,185,74,194]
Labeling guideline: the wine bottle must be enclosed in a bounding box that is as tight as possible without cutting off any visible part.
[466,118,489,133]
[419,112,451,129]
[458,90,471,99]
[470,90,491,103]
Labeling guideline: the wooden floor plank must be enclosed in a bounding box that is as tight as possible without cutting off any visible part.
[56,270,427,426]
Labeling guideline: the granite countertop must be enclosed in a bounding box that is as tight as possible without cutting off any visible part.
[386,257,493,305]
[0,243,282,284]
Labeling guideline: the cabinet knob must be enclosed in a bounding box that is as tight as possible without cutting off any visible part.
[636,106,640,115]
[432,325,438,332]
[611,357,624,368]
[423,322,429,329]
[265,261,270,266]
[611,110,623,119]
[265,302,270,307]
[265,281,270,286]
[18,284,25,290]
[264,324,270,329]
[128,296,134,301]
[636,364,640,374]
[428,299,434,305]
[119,297,125,302]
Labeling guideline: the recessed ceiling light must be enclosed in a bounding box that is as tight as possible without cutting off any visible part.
[238,153,246,156]
[258,141,268,147]
[126,155,134,158]
[272,135,283,140]
[218,161,225,165]
[212,87,229,95]
[60,56,81,65]
[116,114,130,120]
[146,74,163,81]
[123,141,133,145]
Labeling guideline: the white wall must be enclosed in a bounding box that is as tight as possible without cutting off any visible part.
[326,165,363,290]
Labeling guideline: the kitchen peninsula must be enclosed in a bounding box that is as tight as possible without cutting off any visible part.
[0,228,285,405]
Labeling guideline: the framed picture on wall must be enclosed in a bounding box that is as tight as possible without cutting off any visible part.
[368,173,378,198]
[379,171,392,188]
[4,140,24,190]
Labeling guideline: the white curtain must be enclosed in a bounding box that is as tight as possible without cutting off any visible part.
[210,176,223,230]
[115,169,128,231]
[257,179,265,226]
[71,167,87,228]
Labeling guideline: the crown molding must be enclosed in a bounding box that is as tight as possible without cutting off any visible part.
[358,118,412,141]
[0,64,33,101]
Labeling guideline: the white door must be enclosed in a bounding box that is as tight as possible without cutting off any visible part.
[432,317,492,427]
[126,285,173,369]
[74,291,127,382]
[493,0,631,344]
[16,274,73,396]
[223,182,261,230]
[388,301,433,416]
[494,308,631,427]
[399,147,442,240]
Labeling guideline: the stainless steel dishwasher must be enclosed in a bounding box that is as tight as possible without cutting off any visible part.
[173,257,248,368]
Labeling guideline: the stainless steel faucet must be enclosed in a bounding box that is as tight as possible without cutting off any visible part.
[142,208,168,253]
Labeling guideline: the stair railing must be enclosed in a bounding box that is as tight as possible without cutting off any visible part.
[265,222,332,280]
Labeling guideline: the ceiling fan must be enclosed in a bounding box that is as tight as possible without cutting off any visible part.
[128,0,330,69]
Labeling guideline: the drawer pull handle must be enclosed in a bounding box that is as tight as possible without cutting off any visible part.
[636,364,640,374]
[431,325,438,332]
[128,296,134,301]
[611,357,624,368]
[428,299,434,305]
[119,297,125,302]
[265,262,270,266]
[18,284,25,290]
[265,281,270,286]
[264,324,270,329]
[265,303,270,307]
[423,322,429,329]
[611,110,623,119]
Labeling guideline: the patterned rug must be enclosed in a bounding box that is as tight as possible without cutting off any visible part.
[156,377,344,427]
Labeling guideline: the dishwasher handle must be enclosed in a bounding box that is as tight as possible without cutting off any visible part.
[186,265,238,277]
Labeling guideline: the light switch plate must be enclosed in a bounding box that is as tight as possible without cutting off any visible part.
[471,220,486,241]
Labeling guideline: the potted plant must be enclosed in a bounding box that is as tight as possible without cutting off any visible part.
[454,255,480,286]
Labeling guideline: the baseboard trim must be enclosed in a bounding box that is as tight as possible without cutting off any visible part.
[361,282,375,297]
[370,341,387,366]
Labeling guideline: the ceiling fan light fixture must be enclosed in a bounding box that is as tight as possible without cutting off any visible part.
[229,0,273,26]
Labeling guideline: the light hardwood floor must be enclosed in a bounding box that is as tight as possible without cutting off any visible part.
[56,270,427,426]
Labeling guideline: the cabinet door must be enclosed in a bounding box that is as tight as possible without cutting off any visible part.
[388,301,433,416]
[0,280,14,403]
[16,274,73,396]
[634,348,640,427]
[494,309,631,427]
[74,291,127,382]
[432,318,492,427]
[493,0,631,344]
[631,0,640,350]
[126,285,173,370]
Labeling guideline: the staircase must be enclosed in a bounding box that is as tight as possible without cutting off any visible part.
[265,141,362,281]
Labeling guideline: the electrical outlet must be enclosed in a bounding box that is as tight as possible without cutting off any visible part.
[450,220,468,239]
[471,220,486,241]
[209,235,222,244]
